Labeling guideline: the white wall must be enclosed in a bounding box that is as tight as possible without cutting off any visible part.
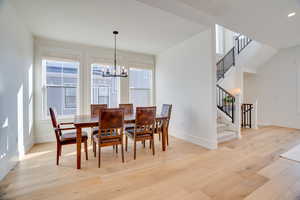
[244,46,300,128]
[218,40,277,102]
[156,29,217,149]
[0,0,34,180]
[34,37,155,143]
[238,41,277,73]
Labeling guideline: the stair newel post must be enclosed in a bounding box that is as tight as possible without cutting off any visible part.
[234,93,242,139]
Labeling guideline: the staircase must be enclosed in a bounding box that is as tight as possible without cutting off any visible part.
[216,34,252,143]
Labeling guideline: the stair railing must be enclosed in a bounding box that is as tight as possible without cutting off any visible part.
[216,85,235,123]
[217,34,252,81]
[216,33,252,126]
[217,47,235,81]
[235,34,252,54]
[241,103,254,128]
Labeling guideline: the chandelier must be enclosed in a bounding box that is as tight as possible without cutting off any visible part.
[102,31,128,78]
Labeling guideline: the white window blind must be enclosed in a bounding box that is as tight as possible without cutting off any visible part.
[43,60,79,117]
[91,64,119,107]
[129,68,152,107]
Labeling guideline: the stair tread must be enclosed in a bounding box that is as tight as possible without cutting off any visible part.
[218,130,236,137]
[218,130,238,143]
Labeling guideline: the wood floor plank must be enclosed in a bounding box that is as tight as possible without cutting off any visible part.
[1,126,300,200]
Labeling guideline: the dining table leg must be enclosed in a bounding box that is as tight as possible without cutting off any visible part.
[161,119,167,151]
[76,126,82,169]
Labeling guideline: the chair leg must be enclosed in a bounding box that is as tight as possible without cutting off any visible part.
[125,136,128,152]
[59,145,62,156]
[116,144,118,154]
[90,131,93,144]
[133,140,137,160]
[152,137,155,156]
[84,141,88,160]
[56,144,60,166]
[121,142,125,163]
[143,140,146,148]
[149,140,152,149]
[93,141,96,157]
[166,129,169,146]
[98,144,101,168]
[159,132,161,141]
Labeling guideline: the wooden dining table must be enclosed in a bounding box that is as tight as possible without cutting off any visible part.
[73,113,169,169]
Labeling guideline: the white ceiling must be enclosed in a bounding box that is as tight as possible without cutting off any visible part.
[139,0,300,49]
[10,0,206,55]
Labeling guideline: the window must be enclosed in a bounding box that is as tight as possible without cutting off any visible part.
[43,60,79,117]
[91,64,119,107]
[215,24,224,54]
[129,68,152,107]
[64,87,76,108]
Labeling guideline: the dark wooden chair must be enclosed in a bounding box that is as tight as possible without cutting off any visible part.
[91,104,108,117]
[119,104,133,115]
[90,104,108,141]
[125,106,156,160]
[49,107,88,166]
[156,104,172,145]
[119,104,135,130]
[92,108,125,167]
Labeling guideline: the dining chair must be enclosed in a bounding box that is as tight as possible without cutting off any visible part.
[125,106,156,160]
[49,107,88,166]
[92,108,125,167]
[119,104,133,115]
[90,104,108,141]
[91,104,108,117]
[119,103,135,130]
[155,104,172,145]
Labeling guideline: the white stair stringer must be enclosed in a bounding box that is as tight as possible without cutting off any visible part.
[217,109,239,143]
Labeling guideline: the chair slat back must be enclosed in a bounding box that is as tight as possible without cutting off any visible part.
[49,107,61,142]
[135,107,156,131]
[161,104,172,119]
[91,104,107,118]
[99,108,124,138]
[119,104,133,115]
[161,104,172,129]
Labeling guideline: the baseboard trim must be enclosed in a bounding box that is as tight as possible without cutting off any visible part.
[35,135,55,144]
[170,131,217,150]
[0,151,18,181]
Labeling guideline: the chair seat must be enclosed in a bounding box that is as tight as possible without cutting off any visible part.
[93,124,134,135]
[92,128,99,135]
[93,134,121,144]
[61,131,88,144]
[126,129,153,138]
[124,123,135,130]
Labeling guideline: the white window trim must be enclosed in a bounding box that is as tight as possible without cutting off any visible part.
[90,63,121,107]
[129,68,154,106]
[42,59,81,120]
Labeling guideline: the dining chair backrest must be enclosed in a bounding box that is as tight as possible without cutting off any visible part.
[161,104,172,119]
[99,108,124,137]
[49,107,61,142]
[135,106,156,128]
[91,104,107,118]
[119,104,133,115]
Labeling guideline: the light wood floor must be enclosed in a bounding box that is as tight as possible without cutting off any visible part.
[1,126,300,200]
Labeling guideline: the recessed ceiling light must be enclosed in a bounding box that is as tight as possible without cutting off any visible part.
[288,12,296,18]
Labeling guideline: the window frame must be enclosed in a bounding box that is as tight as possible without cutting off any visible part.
[90,63,120,107]
[42,59,80,119]
[129,67,153,107]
